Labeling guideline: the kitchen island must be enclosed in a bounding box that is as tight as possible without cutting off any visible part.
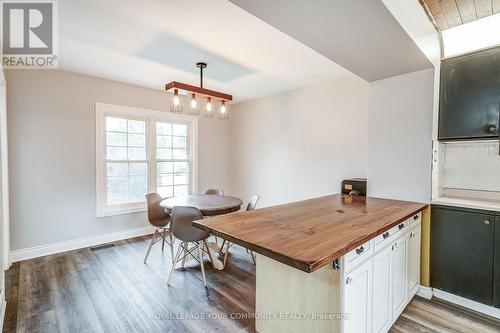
[194,194,427,333]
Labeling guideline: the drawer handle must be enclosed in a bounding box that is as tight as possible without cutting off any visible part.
[398,223,405,230]
[484,220,491,225]
[356,246,364,255]
[346,277,352,285]
[413,215,418,220]
[383,232,390,239]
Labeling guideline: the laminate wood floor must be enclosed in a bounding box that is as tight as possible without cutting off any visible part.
[3,236,500,333]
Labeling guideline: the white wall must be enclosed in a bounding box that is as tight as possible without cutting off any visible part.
[5,70,230,251]
[367,68,434,203]
[228,75,369,207]
[382,0,441,66]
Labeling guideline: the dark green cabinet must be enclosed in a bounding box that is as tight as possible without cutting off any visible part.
[439,46,500,140]
[431,205,495,305]
[495,216,500,308]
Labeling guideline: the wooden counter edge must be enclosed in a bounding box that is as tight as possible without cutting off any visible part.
[193,204,428,273]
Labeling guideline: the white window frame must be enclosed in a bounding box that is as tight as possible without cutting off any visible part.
[95,103,198,218]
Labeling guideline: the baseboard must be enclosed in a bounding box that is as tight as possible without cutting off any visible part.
[416,285,433,300]
[433,288,500,320]
[10,226,155,263]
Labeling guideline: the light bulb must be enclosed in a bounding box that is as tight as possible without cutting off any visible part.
[206,97,212,111]
[173,89,180,106]
[218,100,228,119]
[190,94,197,109]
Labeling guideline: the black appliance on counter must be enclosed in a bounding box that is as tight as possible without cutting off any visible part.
[341,178,366,196]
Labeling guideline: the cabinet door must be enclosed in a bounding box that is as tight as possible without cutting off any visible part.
[494,216,500,308]
[431,206,494,305]
[372,246,392,333]
[408,224,421,298]
[392,235,408,319]
[439,47,500,140]
[344,259,372,333]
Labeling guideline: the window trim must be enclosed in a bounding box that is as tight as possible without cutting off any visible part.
[95,103,198,218]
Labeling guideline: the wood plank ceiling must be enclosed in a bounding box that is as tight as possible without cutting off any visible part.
[420,0,500,30]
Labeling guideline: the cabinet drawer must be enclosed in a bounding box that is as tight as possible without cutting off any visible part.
[374,220,409,252]
[409,212,421,228]
[344,240,373,273]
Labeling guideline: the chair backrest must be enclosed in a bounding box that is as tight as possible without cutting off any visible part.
[205,188,224,196]
[246,194,260,211]
[146,193,170,227]
[170,206,209,242]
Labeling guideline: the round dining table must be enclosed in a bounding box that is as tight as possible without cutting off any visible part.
[159,194,243,216]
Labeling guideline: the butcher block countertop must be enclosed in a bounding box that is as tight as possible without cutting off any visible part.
[193,194,427,273]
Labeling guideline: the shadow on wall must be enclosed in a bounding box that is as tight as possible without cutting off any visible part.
[137,33,255,83]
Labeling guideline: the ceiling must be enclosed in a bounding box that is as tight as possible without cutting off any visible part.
[228,0,432,82]
[420,0,500,31]
[58,0,351,102]
[58,0,433,102]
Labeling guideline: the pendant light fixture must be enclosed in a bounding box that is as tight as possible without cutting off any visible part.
[218,100,228,120]
[204,97,214,118]
[170,89,183,113]
[189,93,199,115]
[165,62,232,119]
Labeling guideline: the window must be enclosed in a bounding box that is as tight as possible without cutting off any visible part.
[442,13,500,58]
[96,103,198,217]
[156,122,190,198]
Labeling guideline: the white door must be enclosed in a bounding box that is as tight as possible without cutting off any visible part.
[407,224,421,297]
[392,235,408,320]
[343,259,373,333]
[372,246,392,333]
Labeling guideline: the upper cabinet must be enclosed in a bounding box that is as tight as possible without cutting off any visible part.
[439,46,500,141]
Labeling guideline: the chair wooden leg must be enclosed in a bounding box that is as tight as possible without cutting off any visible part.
[203,239,216,270]
[162,229,166,252]
[198,242,207,287]
[181,242,188,268]
[223,241,231,268]
[219,239,227,256]
[250,250,256,265]
[167,243,184,286]
[144,230,159,264]
[169,232,174,259]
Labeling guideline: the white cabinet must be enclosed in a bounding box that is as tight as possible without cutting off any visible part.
[343,259,373,333]
[391,234,408,319]
[407,224,421,297]
[341,215,422,333]
[372,245,392,333]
